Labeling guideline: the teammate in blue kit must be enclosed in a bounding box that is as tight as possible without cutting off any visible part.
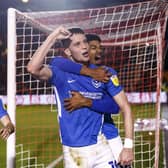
[50,34,133,167]
[0,98,15,140]
[27,26,133,168]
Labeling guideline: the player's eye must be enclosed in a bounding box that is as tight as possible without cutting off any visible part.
[90,45,96,50]
[74,42,80,47]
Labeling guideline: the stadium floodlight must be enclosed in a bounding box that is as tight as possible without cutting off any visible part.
[7,1,168,167]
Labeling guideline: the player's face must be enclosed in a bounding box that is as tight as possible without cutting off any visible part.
[88,40,103,65]
[68,34,89,64]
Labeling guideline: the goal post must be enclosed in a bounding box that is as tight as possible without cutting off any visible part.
[155,25,164,168]
[7,1,168,167]
[7,8,16,168]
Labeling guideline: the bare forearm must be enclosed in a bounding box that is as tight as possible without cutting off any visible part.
[80,66,111,83]
[27,34,55,75]
[119,105,134,165]
[114,91,134,139]
[114,92,134,165]
[122,105,134,139]
[64,91,93,111]
[80,65,93,76]
[27,26,71,80]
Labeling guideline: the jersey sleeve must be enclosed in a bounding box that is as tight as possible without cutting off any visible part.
[48,64,65,87]
[50,56,82,74]
[0,99,8,118]
[91,94,120,114]
[105,67,123,97]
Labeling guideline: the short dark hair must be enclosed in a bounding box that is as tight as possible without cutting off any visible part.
[61,28,85,49]
[86,34,101,43]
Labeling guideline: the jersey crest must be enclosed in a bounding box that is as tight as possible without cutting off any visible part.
[91,79,102,88]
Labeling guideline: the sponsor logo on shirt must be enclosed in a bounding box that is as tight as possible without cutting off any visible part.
[80,91,103,99]
[110,75,119,86]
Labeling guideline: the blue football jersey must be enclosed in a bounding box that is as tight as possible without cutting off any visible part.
[49,62,122,147]
[0,99,8,118]
[50,57,120,114]
[50,57,121,140]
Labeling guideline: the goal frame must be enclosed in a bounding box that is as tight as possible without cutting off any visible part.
[7,3,168,167]
[7,8,16,168]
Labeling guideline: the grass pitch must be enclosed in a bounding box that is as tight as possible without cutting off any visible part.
[0,104,165,168]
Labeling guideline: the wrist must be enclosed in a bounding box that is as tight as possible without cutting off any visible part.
[124,138,133,149]
[47,33,58,43]
[6,123,15,134]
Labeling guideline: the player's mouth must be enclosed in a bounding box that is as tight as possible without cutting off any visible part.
[82,51,89,57]
[95,55,102,64]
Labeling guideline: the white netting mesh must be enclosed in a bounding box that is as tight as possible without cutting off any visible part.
[8,0,168,167]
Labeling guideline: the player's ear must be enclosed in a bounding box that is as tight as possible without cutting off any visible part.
[64,48,71,57]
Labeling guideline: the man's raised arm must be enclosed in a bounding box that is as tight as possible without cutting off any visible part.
[27,26,71,81]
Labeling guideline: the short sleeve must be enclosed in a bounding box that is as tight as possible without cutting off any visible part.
[0,99,8,118]
[50,56,82,74]
[48,65,65,87]
[105,68,123,97]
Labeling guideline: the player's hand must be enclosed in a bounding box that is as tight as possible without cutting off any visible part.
[50,26,71,41]
[0,123,15,140]
[118,148,134,166]
[64,91,92,112]
[90,66,111,83]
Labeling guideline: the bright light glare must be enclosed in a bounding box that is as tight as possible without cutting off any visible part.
[146,42,149,46]
[148,131,153,136]
[21,0,29,3]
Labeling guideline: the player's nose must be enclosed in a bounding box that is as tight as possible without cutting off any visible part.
[81,42,88,49]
